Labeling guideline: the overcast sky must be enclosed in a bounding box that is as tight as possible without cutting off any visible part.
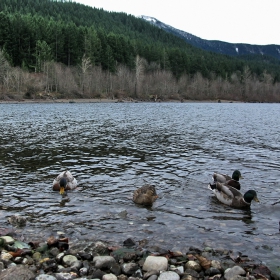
[74,0,279,46]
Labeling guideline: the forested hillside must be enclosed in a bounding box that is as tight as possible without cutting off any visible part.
[0,0,280,102]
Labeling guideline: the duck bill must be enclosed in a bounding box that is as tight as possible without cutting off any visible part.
[240,176,243,179]
[254,197,260,202]
[60,187,65,195]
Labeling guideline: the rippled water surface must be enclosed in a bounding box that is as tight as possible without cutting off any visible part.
[0,102,280,270]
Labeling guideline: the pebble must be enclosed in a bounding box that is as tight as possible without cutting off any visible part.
[158,271,180,280]
[0,235,275,280]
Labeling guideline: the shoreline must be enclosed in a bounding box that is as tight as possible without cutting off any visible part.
[0,98,241,104]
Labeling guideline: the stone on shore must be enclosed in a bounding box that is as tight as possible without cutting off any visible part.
[142,256,168,272]
[35,275,57,280]
[158,271,180,280]
[224,265,246,280]
[92,255,117,269]
[102,273,118,280]
[0,265,35,280]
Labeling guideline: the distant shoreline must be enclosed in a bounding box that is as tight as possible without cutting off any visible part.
[0,98,241,104]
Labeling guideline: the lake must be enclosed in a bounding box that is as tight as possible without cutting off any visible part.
[0,101,279,273]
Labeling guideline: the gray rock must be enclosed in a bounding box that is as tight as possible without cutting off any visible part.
[102,273,118,280]
[182,269,200,278]
[110,262,121,275]
[6,262,17,268]
[0,261,5,271]
[35,275,57,280]
[121,262,139,275]
[134,268,143,278]
[90,268,106,279]
[142,256,168,272]
[185,261,202,272]
[221,259,237,271]
[204,267,221,276]
[92,256,116,269]
[56,252,65,263]
[49,247,60,257]
[116,274,127,280]
[143,270,159,280]
[70,260,82,271]
[55,272,78,279]
[13,257,23,264]
[92,241,109,255]
[230,276,247,280]
[158,271,180,280]
[224,266,246,280]
[181,275,198,280]
[169,265,184,274]
[0,265,35,280]
[211,260,222,270]
[62,255,78,266]
[0,236,15,245]
[79,267,88,276]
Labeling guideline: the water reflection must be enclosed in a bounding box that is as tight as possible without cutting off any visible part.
[0,102,280,270]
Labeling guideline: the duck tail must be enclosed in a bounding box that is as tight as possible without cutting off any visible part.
[208,183,216,190]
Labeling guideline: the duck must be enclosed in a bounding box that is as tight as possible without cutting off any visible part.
[208,182,259,209]
[52,171,77,194]
[212,170,243,190]
[133,184,158,206]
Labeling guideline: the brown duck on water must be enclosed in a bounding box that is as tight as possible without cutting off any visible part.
[133,184,158,206]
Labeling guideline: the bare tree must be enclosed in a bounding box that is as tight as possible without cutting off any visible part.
[80,54,92,94]
[135,55,145,98]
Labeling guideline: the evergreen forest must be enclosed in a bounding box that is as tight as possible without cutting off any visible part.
[0,0,280,102]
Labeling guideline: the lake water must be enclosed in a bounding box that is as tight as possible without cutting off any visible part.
[0,102,280,272]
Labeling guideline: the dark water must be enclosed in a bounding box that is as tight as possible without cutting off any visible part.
[0,102,280,270]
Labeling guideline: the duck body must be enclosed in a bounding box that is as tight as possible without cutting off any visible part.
[212,170,242,190]
[52,171,77,194]
[133,184,158,206]
[208,182,259,209]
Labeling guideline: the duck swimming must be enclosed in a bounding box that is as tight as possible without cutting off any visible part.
[52,171,77,194]
[208,182,259,209]
[133,184,158,206]
[212,170,243,190]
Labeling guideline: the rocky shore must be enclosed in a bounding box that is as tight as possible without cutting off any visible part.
[0,232,276,280]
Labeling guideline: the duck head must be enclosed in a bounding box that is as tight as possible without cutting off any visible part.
[244,190,259,204]
[232,170,243,181]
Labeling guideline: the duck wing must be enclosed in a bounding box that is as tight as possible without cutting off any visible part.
[213,173,231,183]
[216,182,242,197]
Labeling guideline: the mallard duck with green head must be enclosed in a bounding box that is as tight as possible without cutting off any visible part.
[208,182,259,209]
[133,184,158,206]
[212,170,243,190]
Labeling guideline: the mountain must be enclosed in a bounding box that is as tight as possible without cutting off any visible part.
[140,16,280,60]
